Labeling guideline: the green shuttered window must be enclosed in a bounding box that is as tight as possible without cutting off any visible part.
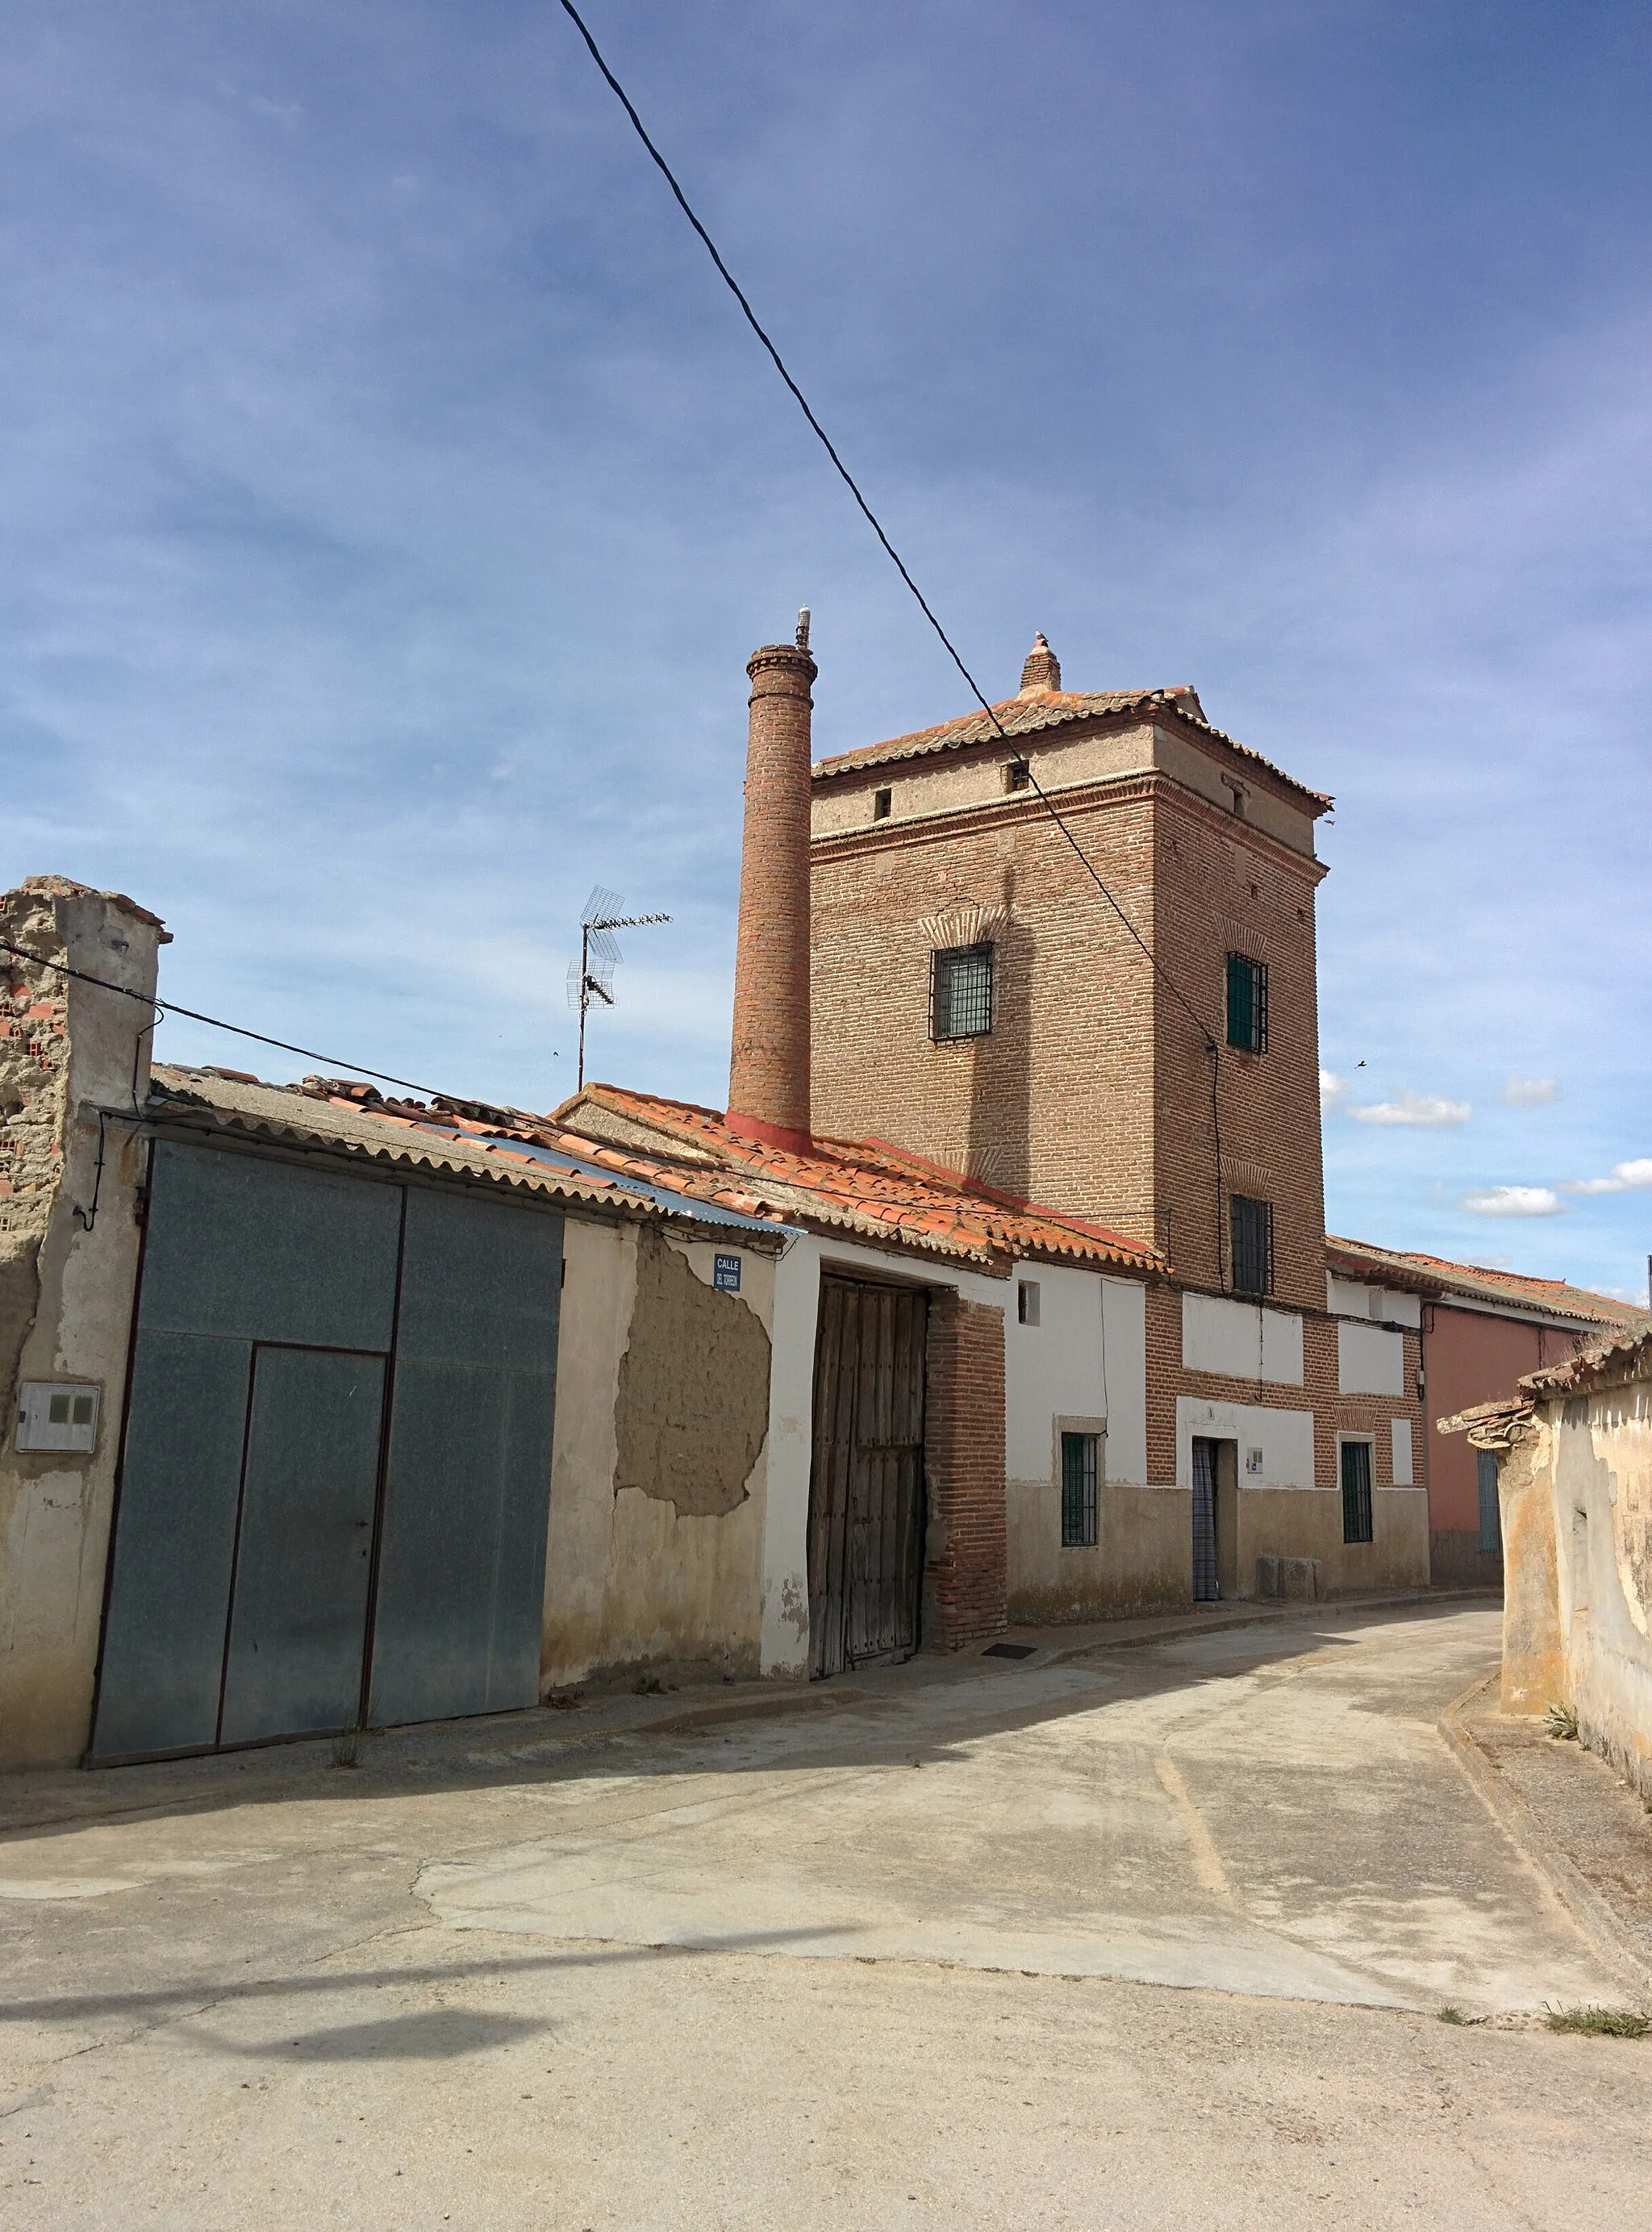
[1226,952,1268,1053]
[1341,1440,1374,1545]
[1230,1195,1274,1298]
[1061,1432,1099,1548]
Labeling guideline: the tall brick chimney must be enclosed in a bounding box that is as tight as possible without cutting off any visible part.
[727,611,816,1154]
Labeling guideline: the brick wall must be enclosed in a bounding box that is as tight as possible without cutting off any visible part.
[728,639,816,1146]
[922,1291,1007,1647]
[810,714,1328,1307]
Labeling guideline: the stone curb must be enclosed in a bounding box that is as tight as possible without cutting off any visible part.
[1438,1674,1652,2006]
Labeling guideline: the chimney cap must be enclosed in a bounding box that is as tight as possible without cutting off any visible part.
[1018,632,1062,696]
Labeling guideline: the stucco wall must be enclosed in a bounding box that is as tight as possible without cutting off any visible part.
[0,879,165,1769]
[543,1223,776,1689]
[1551,1384,1651,1796]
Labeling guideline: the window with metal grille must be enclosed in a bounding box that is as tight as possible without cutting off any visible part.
[1061,1432,1098,1548]
[1341,1440,1374,1544]
[1005,759,1031,792]
[932,943,994,1040]
[1226,952,1268,1052]
[1477,1449,1502,1554]
[1229,1195,1273,1297]
[873,786,892,820]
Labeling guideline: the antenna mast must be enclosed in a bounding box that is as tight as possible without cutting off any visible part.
[568,888,671,1090]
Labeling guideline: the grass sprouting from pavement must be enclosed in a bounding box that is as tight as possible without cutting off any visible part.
[1438,2006,1469,2025]
[1545,1701,1579,1741]
[1545,2006,1649,2038]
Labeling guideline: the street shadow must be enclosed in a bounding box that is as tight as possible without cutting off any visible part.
[238,2009,548,2062]
[0,1600,1499,1847]
[0,1927,857,2033]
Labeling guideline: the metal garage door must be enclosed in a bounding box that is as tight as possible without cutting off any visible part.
[90,1139,561,1762]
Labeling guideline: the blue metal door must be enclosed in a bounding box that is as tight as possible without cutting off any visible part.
[219,1346,386,1746]
[93,1140,562,1761]
[367,1186,562,1727]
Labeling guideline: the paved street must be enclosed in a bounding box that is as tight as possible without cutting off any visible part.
[2,1602,1648,2228]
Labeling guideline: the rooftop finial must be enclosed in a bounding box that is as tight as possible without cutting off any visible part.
[796,607,811,649]
[1018,632,1061,696]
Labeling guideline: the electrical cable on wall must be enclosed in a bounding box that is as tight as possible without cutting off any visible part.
[556,1,1228,1276]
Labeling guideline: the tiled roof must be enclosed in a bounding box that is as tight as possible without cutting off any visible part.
[146,1066,778,1239]
[548,1084,1166,1277]
[1522,1325,1652,1396]
[1328,1233,1648,1330]
[815,688,1332,811]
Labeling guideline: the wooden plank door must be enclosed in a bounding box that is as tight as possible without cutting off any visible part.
[807,1278,928,1678]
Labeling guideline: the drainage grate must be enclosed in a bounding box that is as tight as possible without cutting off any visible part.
[982,1642,1036,1660]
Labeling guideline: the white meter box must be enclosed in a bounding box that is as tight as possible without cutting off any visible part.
[17,1381,101,1453]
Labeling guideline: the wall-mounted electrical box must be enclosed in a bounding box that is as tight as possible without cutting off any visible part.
[17,1382,101,1454]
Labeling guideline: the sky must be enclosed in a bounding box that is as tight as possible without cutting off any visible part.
[3,1,1649,1298]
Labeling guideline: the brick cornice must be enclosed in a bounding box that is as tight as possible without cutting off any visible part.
[812,766,1328,887]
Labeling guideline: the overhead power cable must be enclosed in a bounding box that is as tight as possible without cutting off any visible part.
[0,938,450,1105]
[554,0,1217,1054]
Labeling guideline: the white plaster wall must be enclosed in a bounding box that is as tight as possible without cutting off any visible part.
[1182,1292,1304,1386]
[1326,1274,1422,1329]
[1007,1266,1146,1487]
[1175,1396,1316,1489]
[758,1233,821,1678]
[1391,1418,1414,1487]
[1338,1320,1406,1396]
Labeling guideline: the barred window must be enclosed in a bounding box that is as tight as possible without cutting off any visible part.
[1341,1440,1374,1545]
[873,787,892,820]
[1226,952,1268,1053]
[1004,759,1031,792]
[932,943,994,1041]
[1230,1194,1274,1297]
[1061,1433,1098,1548]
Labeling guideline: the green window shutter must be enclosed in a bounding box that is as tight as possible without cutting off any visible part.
[1226,953,1252,1049]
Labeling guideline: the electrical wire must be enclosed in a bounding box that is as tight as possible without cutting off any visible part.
[556,3,1227,1275]
[0,938,449,1105]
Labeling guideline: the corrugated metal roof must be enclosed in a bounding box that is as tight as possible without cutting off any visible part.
[815,688,1332,811]
[146,1066,780,1241]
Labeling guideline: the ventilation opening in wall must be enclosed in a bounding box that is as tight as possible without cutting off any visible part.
[1017,1279,1041,1326]
[1004,760,1031,793]
[873,786,892,820]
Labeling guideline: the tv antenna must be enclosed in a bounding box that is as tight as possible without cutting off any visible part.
[566,887,671,1089]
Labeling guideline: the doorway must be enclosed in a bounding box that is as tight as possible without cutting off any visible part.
[91,1140,563,1762]
[1191,1436,1239,1602]
[807,1277,928,1678]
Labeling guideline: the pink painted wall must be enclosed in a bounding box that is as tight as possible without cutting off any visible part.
[1426,1308,1575,1534]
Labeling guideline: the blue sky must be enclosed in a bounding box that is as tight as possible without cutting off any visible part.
[3,2,1649,1296]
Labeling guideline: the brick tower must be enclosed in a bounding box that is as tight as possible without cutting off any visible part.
[807,636,1333,1312]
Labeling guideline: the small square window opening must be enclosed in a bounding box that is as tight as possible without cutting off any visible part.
[1341,1440,1374,1544]
[1225,952,1268,1053]
[932,944,994,1041]
[1004,759,1031,793]
[1230,1195,1274,1298]
[873,787,892,820]
[1017,1279,1041,1326]
[1061,1433,1099,1548]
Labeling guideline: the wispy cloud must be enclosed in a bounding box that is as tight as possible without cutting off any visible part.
[1500,1076,1558,1107]
[1350,1091,1471,1128]
[1563,1158,1652,1196]
[1462,1185,1565,1217]
[1319,1069,1346,1116]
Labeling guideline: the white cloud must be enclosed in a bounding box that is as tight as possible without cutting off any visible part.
[1462,1185,1564,1217]
[1563,1157,1652,1196]
[1319,1069,1346,1116]
[1350,1091,1471,1127]
[1500,1075,1558,1107]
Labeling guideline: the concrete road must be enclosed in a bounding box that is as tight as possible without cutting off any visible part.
[2,1602,1647,2229]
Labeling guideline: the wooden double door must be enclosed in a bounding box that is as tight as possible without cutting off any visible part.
[807,1277,928,1679]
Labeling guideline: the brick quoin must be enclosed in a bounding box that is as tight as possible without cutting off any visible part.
[923,1291,1008,1647]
